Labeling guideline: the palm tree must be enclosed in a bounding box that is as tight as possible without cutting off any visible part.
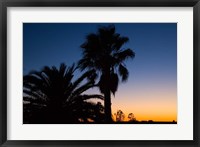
[23,63,104,124]
[78,25,135,123]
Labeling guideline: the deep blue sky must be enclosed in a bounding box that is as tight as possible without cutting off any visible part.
[23,23,177,121]
[23,23,176,75]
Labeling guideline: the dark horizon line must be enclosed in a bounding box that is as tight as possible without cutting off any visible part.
[23,121,177,125]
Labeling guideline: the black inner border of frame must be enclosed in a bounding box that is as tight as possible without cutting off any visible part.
[0,0,199,7]
[0,0,199,146]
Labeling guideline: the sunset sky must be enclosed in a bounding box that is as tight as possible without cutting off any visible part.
[23,23,177,122]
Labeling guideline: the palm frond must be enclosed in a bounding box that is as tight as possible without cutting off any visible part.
[98,74,106,94]
[78,94,104,101]
[71,81,94,99]
[114,48,135,64]
[113,36,129,51]
[118,64,129,82]
[110,72,119,95]
[78,58,94,71]
[23,96,47,105]
[73,69,96,88]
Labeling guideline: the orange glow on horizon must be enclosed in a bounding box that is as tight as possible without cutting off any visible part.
[86,83,177,122]
[111,89,177,122]
[111,99,177,122]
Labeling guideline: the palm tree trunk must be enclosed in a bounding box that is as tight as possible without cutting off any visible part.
[104,89,112,123]
[104,67,113,123]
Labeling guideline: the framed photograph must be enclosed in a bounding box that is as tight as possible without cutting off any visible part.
[0,0,199,146]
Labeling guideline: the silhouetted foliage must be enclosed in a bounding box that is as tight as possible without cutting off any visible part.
[113,110,137,122]
[114,110,125,122]
[78,25,135,123]
[128,113,137,122]
[23,63,104,124]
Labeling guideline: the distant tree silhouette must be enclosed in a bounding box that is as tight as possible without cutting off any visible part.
[128,113,137,122]
[78,25,135,123]
[23,63,104,124]
[114,110,125,122]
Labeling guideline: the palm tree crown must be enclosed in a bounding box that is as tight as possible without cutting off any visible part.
[78,25,135,123]
[23,63,104,124]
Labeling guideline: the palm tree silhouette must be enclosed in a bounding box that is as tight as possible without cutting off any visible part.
[23,63,104,124]
[78,25,135,123]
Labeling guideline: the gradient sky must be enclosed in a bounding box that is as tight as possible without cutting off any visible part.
[23,23,177,122]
